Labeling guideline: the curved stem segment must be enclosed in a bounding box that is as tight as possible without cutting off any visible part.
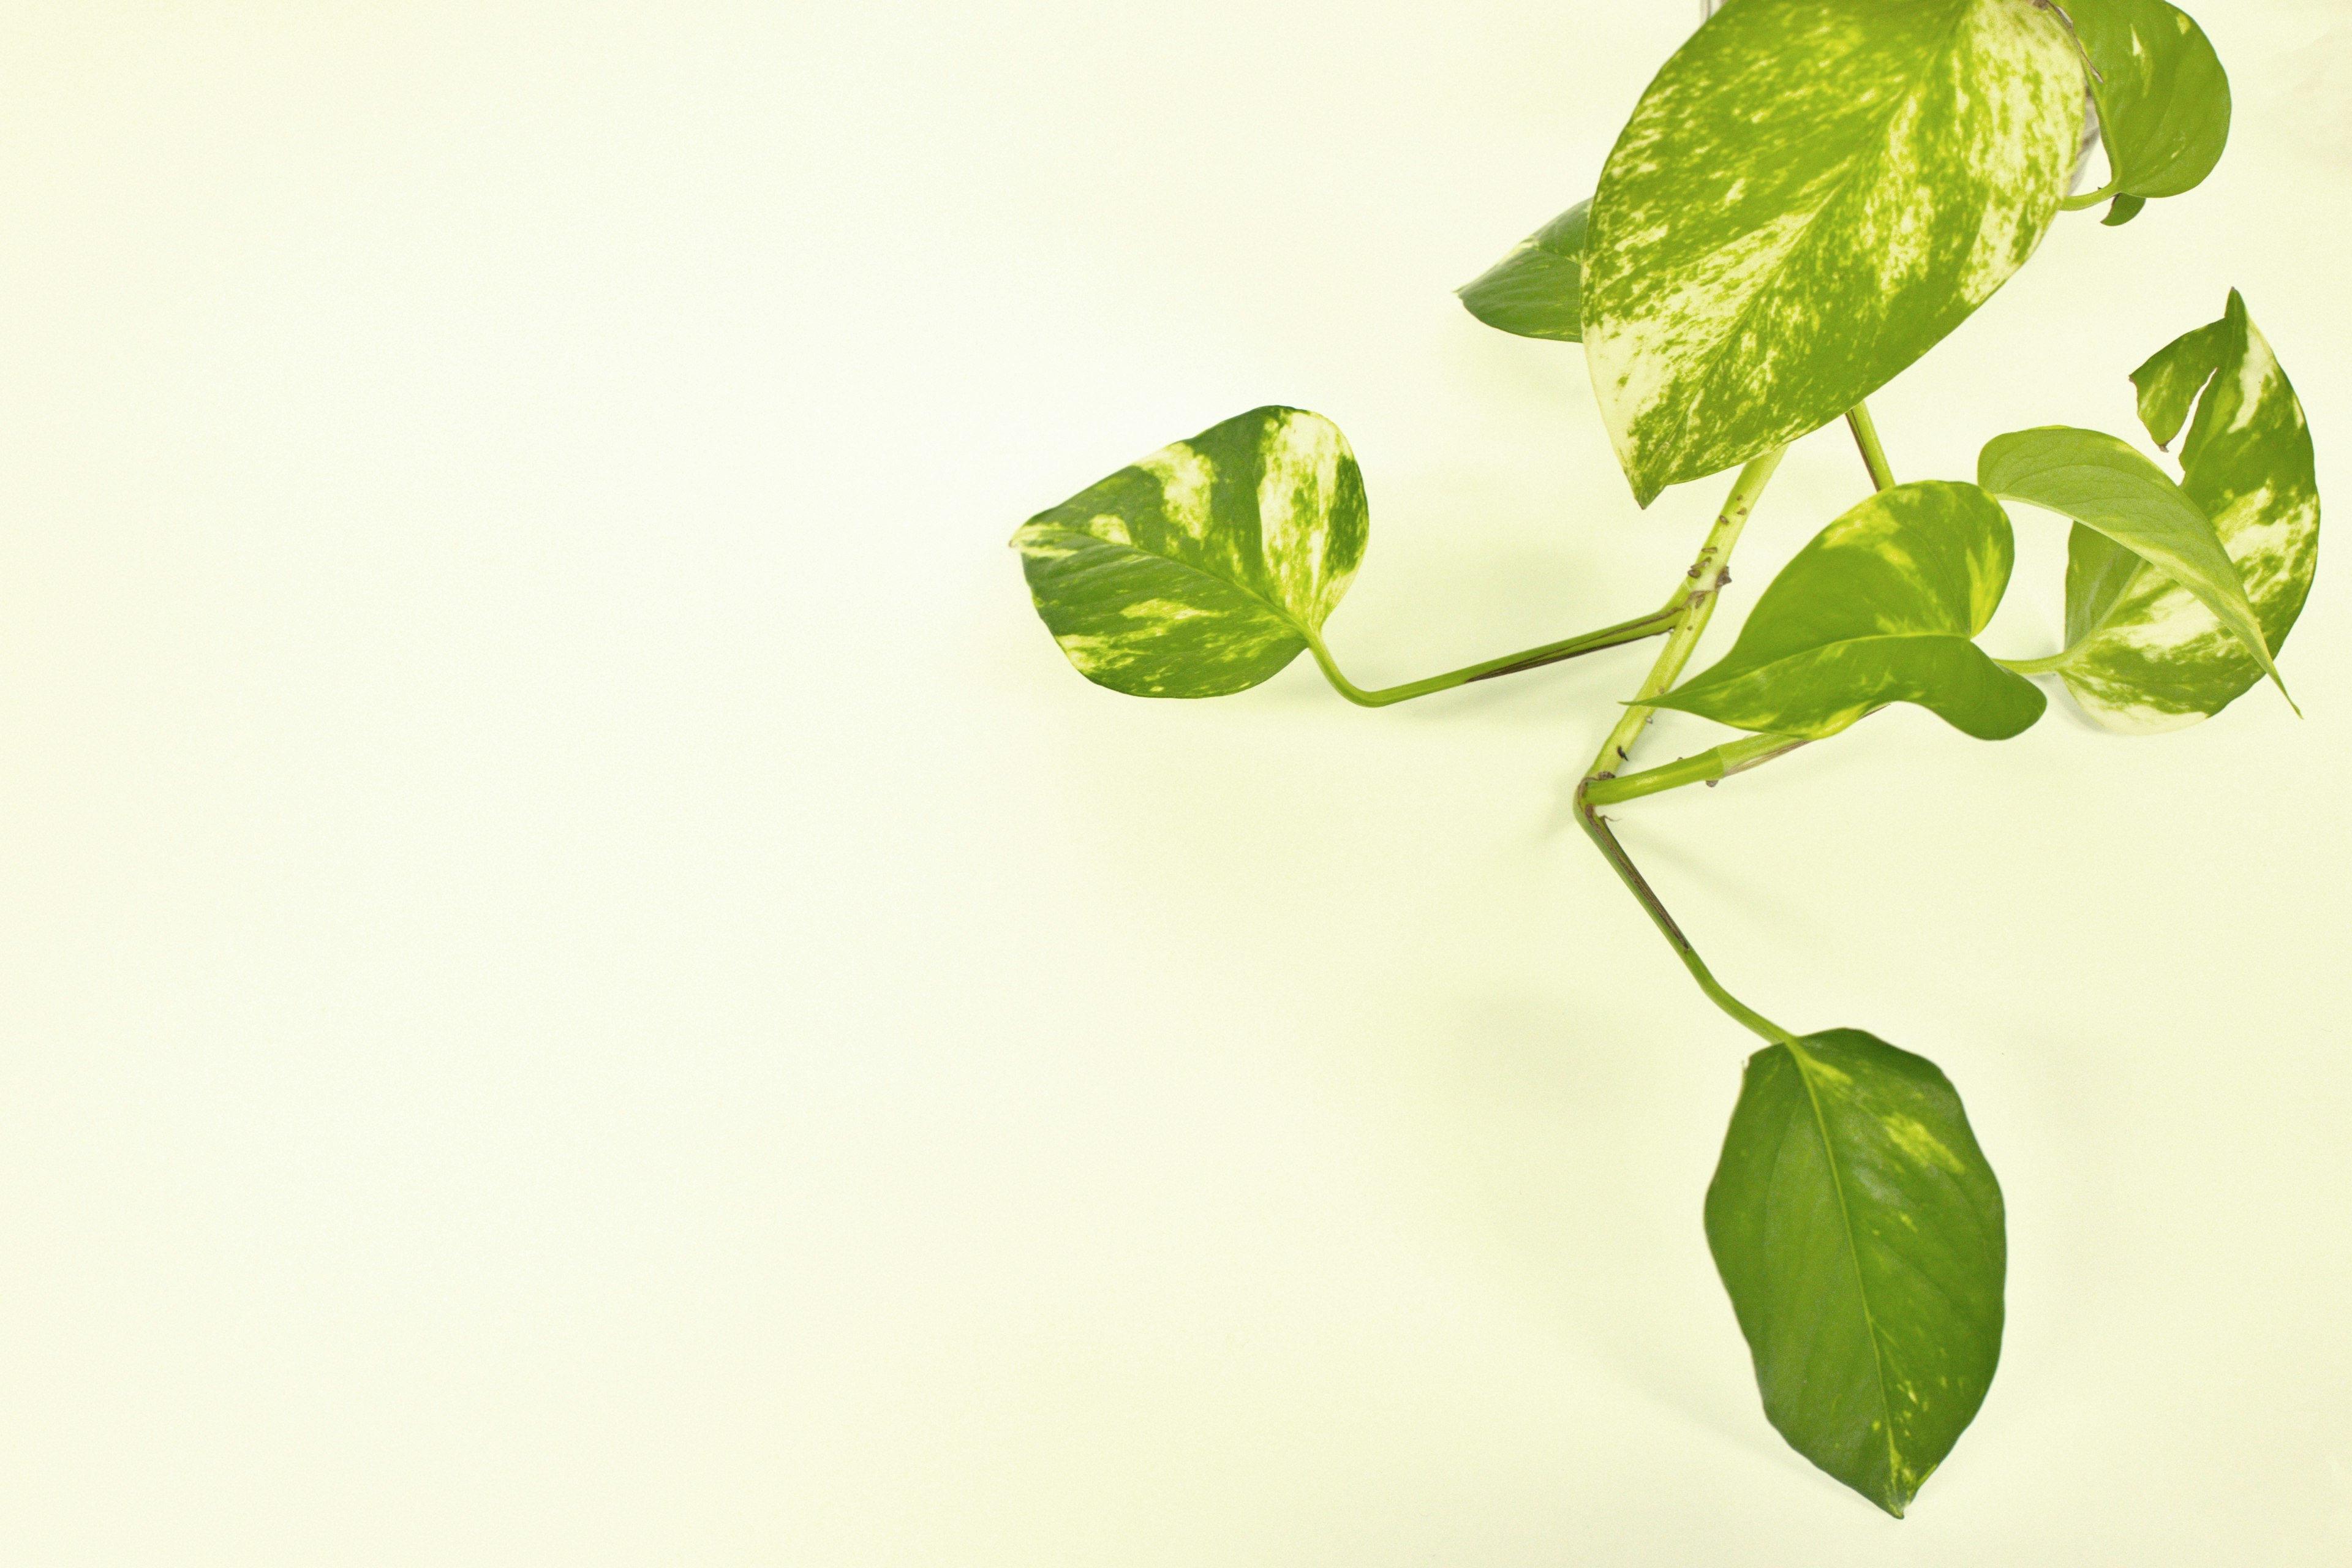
[1845,401,1896,492]
[1572,447,1798,1048]
[1310,605,1681,708]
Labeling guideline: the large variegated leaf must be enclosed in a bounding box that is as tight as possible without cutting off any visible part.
[2043,293,2320,732]
[1978,426,2286,700]
[1708,1030,2006,1518]
[1646,482,2046,741]
[1458,199,1589,343]
[1010,407,1366,698]
[1582,0,2085,505]
[2064,0,2230,222]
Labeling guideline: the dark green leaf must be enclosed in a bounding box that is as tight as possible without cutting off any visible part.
[1010,407,1366,698]
[1978,424,2286,701]
[2049,293,2321,731]
[1648,482,2045,741]
[1707,1030,2005,1518]
[1458,200,1588,343]
[2065,0,2231,205]
[2101,192,2147,225]
[1583,0,2085,505]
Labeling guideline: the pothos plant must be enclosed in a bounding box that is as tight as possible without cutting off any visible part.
[1007,0,2317,1517]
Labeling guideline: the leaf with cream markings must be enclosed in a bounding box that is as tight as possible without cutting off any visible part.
[2064,0,2230,213]
[1646,482,2045,741]
[2042,293,2320,731]
[1458,199,1589,343]
[1010,407,1366,698]
[1708,1030,2006,1518]
[1978,425,2286,703]
[1583,0,2084,504]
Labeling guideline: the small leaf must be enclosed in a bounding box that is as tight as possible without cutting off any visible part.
[2129,316,2230,450]
[1010,407,1366,698]
[1583,0,2085,505]
[1648,483,2045,741]
[2049,293,2321,732]
[2101,192,2147,225]
[2065,0,2231,205]
[1978,425,2287,702]
[1457,200,1588,343]
[1707,1030,2006,1518]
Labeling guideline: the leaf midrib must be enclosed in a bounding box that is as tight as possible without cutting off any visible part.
[1785,1039,1904,1512]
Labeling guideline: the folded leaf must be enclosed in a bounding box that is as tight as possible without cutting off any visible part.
[2065,0,2231,206]
[1707,1030,2006,1518]
[1978,425,2285,701]
[1583,0,2083,505]
[1648,482,2045,741]
[2129,315,2230,450]
[2048,293,2321,732]
[1010,407,1366,698]
[1458,200,1588,343]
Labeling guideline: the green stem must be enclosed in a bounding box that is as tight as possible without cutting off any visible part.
[1572,447,1798,1048]
[1581,732,1812,806]
[2059,181,2123,213]
[1996,651,2070,676]
[1585,446,1786,777]
[1845,401,1896,492]
[1577,810,1797,1047]
[1310,605,1681,708]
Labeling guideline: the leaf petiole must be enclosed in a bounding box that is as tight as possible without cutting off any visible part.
[1581,732,1812,805]
[1308,605,1684,708]
[1846,401,1897,492]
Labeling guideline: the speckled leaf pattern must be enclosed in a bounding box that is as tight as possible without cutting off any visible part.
[1010,407,1368,698]
[1646,482,2046,741]
[2047,293,2320,732]
[1707,1030,2006,1518]
[1978,425,2285,698]
[2065,0,2230,214]
[1458,199,1589,342]
[1583,0,2084,505]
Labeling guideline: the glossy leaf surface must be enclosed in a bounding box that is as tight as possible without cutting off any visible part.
[2049,293,2320,731]
[1011,407,1366,698]
[1582,0,2084,505]
[2065,0,2230,205]
[1458,200,1588,343]
[1648,482,2045,741]
[1978,425,2285,699]
[1708,1030,2005,1518]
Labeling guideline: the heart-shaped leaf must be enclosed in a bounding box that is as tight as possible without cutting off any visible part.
[1647,482,2046,741]
[2045,293,2321,732]
[1010,407,1366,698]
[1707,1029,2006,1518]
[2064,0,2231,210]
[1582,0,2085,505]
[1457,199,1589,343]
[1978,425,2287,703]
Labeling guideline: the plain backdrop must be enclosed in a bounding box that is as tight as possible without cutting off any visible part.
[1,1,2347,1562]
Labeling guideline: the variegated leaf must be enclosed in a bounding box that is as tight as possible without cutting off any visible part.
[2064,0,2230,219]
[1583,0,2085,505]
[1978,425,2286,700]
[1647,482,2046,741]
[1708,1029,2006,1518]
[1010,407,1366,698]
[1458,199,1589,343]
[2046,293,2320,732]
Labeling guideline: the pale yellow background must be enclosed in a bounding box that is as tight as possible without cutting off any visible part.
[1,1,2347,1561]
